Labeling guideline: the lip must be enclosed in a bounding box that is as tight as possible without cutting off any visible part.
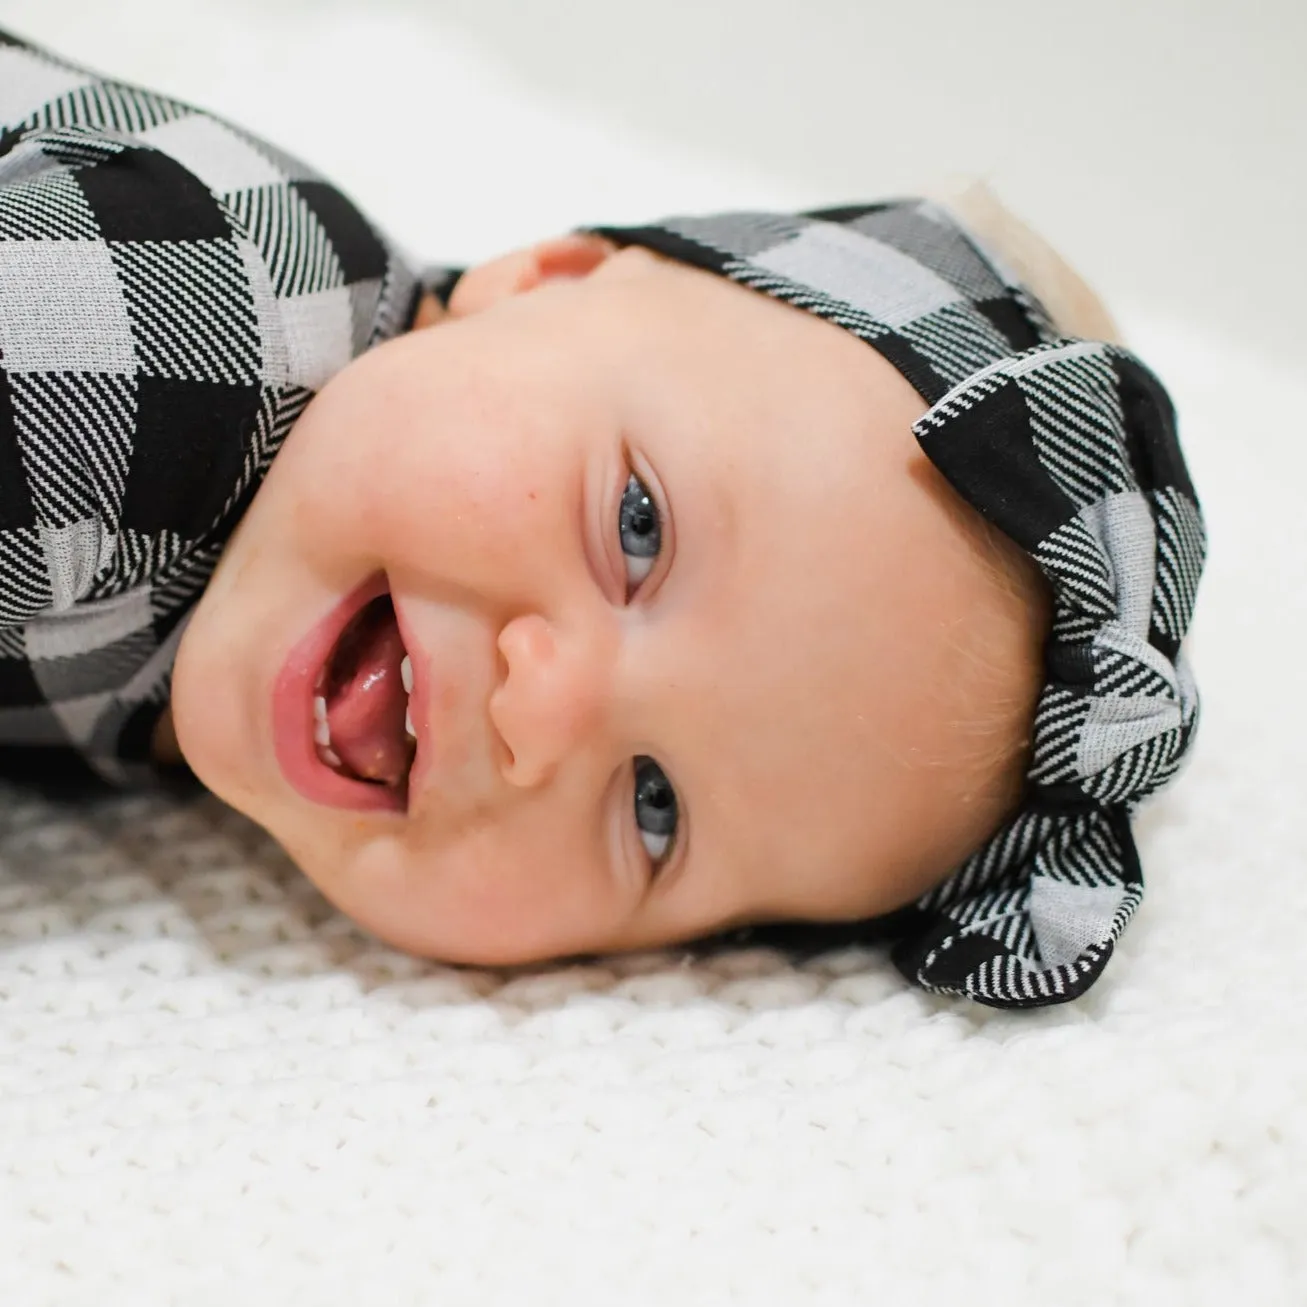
[272,572,408,813]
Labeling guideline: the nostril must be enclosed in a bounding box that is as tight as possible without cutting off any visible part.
[486,669,520,781]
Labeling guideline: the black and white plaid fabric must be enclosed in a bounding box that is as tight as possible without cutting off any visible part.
[592,204,1207,1008]
[0,29,423,786]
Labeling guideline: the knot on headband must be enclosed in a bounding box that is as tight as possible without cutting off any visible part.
[902,337,1205,1006]
[589,201,1207,1008]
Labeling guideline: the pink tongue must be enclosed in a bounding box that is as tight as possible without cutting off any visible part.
[326,608,412,787]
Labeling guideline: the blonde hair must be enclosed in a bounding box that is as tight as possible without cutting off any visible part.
[918,177,1113,848]
[920,177,1125,344]
[945,506,1051,815]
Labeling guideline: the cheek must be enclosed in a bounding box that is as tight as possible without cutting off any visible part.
[297,803,617,968]
[290,357,581,591]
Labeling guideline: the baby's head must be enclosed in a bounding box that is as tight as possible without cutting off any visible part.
[170,195,1202,1002]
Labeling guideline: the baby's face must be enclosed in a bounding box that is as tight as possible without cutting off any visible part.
[171,237,1042,965]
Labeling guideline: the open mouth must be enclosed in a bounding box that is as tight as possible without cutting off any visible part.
[312,593,417,794]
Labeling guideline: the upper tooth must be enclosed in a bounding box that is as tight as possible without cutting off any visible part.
[313,695,328,722]
[314,718,331,748]
[405,705,415,739]
[400,655,413,694]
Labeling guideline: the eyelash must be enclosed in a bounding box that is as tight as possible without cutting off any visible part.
[613,461,678,873]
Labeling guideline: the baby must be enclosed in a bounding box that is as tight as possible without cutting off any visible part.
[0,31,1204,1007]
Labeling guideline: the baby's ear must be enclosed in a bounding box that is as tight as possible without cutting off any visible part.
[447,233,617,318]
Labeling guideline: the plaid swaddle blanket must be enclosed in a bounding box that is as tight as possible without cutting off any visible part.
[0,29,421,785]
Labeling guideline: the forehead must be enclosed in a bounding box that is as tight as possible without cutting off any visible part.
[608,250,962,673]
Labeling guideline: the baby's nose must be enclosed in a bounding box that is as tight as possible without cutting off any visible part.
[489,614,609,788]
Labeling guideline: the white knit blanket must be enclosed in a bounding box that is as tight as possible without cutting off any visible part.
[1,6,1304,1304]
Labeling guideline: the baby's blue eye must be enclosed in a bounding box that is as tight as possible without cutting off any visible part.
[618,473,660,591]
[633,756,677,867]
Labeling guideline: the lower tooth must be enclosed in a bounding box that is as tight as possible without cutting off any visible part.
[405,706,415,739]
[322,747,342,768]
[314,719,331,748]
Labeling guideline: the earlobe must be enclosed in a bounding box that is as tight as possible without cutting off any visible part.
[447,233,617,318]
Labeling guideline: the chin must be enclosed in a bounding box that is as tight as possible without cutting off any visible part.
[170,622,272,825]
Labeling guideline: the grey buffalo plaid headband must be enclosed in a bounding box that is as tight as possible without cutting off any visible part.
[587,201,1206,1009]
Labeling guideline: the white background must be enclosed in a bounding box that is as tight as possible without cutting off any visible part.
[4,0,1304,367]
